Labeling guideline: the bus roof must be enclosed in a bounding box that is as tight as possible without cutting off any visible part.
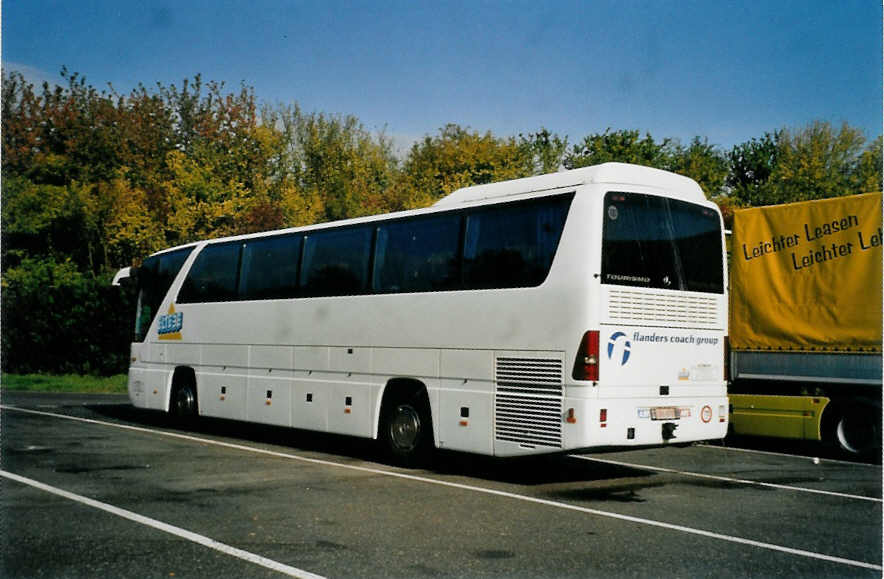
[434,162,706,207]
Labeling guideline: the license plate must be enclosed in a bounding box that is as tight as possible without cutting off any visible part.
[651,407,678,420]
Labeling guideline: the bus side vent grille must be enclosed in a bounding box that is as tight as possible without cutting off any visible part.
[495,357,563,448]
[607,289,720,328]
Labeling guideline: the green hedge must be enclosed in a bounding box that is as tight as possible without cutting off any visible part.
[2,258,135,376]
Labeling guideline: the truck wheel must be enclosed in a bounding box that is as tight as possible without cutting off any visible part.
[380,390,433,467]
[828,400,880,457]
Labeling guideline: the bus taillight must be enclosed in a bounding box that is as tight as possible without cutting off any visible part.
[572,330,600,381]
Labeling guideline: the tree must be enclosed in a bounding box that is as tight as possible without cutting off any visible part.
[115,82,176,191]
[766,121,867,204]
[395,124,533,208]
[564,129,728,197]
[728,122,874,207]
[671,136,728,198]
[725,132,780,206]
[2,71,44,179]
[518,128,568,174]
[99,173,167,267]
[856,135,883,193]
[564,129,676,170]
[2,176,99,271]
[260,104,398,222]
[160,150,251,243]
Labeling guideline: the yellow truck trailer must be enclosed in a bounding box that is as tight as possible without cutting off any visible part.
[728,192,882,456]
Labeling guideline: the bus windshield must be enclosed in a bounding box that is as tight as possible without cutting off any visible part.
[134,247,193,341]
[601,191,723,293]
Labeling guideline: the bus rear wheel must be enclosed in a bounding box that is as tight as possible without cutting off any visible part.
[380,389,433,467]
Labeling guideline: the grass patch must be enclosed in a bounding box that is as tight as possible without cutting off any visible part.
[2,373,127,394]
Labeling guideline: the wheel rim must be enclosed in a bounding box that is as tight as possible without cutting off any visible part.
[175,386,196,416]
[836,408,877,455]
[389,404,421,452]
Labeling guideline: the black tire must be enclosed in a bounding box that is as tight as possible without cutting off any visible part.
[171,376,199,422]
[380,390,434,467]
[824,399,881,457]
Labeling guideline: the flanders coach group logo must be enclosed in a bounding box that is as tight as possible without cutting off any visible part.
[157,304,183,340]
[607,331,631,366]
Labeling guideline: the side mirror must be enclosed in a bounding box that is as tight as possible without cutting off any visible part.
[112,267,133,287]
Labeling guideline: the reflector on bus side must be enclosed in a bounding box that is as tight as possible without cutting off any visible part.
[572,331,600,381]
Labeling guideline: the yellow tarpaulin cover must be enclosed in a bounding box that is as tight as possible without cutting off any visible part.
[730,192,882,352]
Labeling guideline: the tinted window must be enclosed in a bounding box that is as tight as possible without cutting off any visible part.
[134,247,193,341]
[240,235,301,300]
[373,214,461,293]
[602,192,723,293]
[463,196,571,289]
[178,243,242,303]
[300,227,372,297]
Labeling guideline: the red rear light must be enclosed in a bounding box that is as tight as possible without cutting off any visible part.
[572,330,600,381]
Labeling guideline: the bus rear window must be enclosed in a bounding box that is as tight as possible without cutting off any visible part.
[602,192,723,293]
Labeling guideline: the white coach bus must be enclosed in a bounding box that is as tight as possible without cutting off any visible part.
[117,163,729,463]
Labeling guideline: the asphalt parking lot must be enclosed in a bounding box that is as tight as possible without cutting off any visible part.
[2,391,881,578]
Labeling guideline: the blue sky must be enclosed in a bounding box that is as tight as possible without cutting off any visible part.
[4,1,881,153]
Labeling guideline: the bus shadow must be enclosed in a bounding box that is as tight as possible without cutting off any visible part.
[86,403,655,486]
[430,451,653,486]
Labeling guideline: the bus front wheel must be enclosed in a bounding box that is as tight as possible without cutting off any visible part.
[171,371,199,421]
[380,389,433,467]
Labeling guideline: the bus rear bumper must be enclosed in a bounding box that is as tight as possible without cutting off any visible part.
[562,396,729,450]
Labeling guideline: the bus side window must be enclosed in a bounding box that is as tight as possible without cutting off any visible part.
[463,197,570,289]
[300,227,373,297]
[240,234,302,300]
[373,214,461,293]
[179,243,242,303]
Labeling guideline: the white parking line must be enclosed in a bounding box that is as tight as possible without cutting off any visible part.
[569,455,882,503]
[4,405,881,572]
[0,469,325,579]
[698,443,881,467]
